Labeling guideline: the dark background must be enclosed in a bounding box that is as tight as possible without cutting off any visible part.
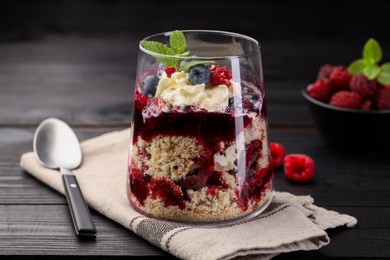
[1,0,389,41]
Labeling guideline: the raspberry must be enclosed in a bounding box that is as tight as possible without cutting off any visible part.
[129,168,149,206]
[360,100,372,111]
[270,142,286,169]
[329,66,352,90]
[246,140,262,168]
[144,97,168,116]
[164,67,176,78]
[284,154,315,182]
[134,92,148,111]
[178,158,213,190]
[151,177,185,209]
[375,87,390,110]
[306,79,333,102]
[329,91,362,109]
[210,66,232,86]
[317,64,335,80]
[349,74,377,99]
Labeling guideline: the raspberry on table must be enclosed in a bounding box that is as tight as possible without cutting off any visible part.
[283,154,315,182]
[350,73,377,99]
[329,90,362,109]
[210,65,232,86]
[329,66,352,91]
[375,87,390,110]
[270,142,286,169]
[306,79,333,102]
[317,64,335,80]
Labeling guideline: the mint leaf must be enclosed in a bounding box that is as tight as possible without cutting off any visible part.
[378,71,390,85]
[141,41,181,67]
[170,30,186,54]
[348,59,366,75]
[381,63,390,73]
[166,48,176,55]
[141,40,169,55]
[180,60,215,72]
[159,48,180,67]
[363,64,381,79]
[363,38,382,65]
[141,40,175,65]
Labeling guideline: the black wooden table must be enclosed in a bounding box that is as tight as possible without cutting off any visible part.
[1,1,390,259]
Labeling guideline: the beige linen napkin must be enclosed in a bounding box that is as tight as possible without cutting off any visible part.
[19,128,357,260]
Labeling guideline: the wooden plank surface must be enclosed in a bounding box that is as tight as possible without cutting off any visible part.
[1,204,388,259]
[275,207,390,259]
[0,204,169,257]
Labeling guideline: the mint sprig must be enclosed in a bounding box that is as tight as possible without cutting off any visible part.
[348,38,390,85]
[141,30,214,71]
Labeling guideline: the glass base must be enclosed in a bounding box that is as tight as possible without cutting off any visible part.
[129,186,274,228]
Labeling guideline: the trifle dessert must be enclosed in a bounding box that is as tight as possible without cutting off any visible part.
[127,30,273,223]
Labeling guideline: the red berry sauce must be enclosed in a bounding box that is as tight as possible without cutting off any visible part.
[151,177,185,209]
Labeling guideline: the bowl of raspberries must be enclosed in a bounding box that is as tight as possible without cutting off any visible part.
[302,38,390,151]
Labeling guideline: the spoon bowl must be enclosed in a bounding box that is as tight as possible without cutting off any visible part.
[34,118,82,169]
[33,118,96,238]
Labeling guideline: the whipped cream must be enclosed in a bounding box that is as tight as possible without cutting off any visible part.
[154,71,230,112]
[213,144,237,172]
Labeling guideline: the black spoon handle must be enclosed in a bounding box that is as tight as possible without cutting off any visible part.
[61,168,97,238]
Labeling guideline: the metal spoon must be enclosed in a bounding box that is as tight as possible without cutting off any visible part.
[33,118,97,238]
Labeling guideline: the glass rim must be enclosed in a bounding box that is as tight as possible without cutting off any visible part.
[139,29,260,60]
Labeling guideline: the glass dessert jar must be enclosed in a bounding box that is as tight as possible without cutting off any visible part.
[127,30,273,224]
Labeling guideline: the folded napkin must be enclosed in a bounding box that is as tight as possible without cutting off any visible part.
[20,128,357,260]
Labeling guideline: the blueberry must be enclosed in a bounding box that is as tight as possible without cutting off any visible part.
[141,76,159,97]
[188,65,211,85]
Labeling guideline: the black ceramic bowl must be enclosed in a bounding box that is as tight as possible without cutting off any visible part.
[302,87,390,152]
